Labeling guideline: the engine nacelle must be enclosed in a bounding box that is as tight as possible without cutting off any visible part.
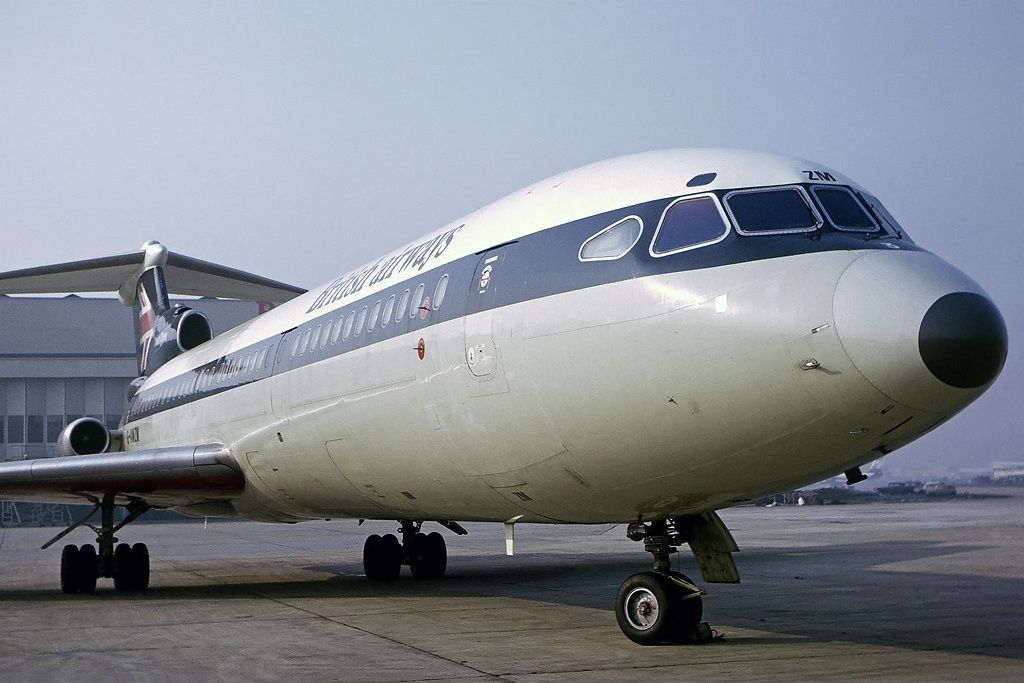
[176,307,213,351]
[58,417,112,456]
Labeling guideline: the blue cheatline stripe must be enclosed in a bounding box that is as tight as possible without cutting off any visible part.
[125,186,919,422]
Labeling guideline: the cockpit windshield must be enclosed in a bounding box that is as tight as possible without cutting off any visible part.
[811,186,878,232]
[725,186,821,235]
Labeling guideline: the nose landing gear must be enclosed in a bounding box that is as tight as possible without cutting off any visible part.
[616,571,704,645]
[615,515,737,645]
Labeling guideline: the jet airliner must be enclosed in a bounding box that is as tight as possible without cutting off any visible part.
[0,149,1007,644]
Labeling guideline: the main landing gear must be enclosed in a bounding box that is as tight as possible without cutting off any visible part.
[45,495,151,594]
[362,520,459,580]
[615,515,739,645]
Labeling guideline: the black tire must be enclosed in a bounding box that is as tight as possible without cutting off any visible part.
[379,533,403,580]
[77,544,98,594]
[132,543,150,591]
[411,531,447,579]
[666,571,703,630]
[113,543,134,592]
[60,545,80,594]
[363,534,385,580]
[615,572,677,645]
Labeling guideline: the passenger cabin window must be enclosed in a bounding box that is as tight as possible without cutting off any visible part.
[651,195,729,256]
[382,294,395,327]
[298,329,312,356]
[433,274,448,310]
[354,305,368,336]
[726,186,821,235]
[321,320,333,348]
[411,284,425,318]
[811,186,878,232]
[342,312,355,340]
[396,289,410,321]
[309,325,321,351]
[332,315,344,344]
[368,300,382,330]
[580,216,643,261]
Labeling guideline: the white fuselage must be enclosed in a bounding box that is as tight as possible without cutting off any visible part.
[122,149,1001,524]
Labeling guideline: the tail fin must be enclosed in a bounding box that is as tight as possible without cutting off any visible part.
[131,243,173,376]
[131,245,215,376]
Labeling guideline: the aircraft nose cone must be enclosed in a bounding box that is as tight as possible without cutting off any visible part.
[919,292,1007,389]
[833,250,1006,413]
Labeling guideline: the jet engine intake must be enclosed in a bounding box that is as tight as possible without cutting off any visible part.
[176,308,213,351]
[57,417,112,456]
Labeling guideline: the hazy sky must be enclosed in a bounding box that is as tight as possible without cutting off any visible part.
[1,1,1021,476]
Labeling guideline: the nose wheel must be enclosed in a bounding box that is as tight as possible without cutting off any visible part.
[615,571,704,645]
[615,518,715,645]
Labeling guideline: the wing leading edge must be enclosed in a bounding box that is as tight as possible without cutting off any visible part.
[0,444,244,508]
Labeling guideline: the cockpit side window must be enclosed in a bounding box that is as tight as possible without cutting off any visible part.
[725,186,821,235]
[811,186,878,232]
[579,216,643,261]
[858,192,905,238]
[650,194,730,256]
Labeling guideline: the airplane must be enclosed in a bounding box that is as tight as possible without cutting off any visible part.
[0,148,1007,644]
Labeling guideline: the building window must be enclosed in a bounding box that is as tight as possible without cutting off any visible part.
[7,416,24,444]
[27,415,44,443]
[47,416,64,443]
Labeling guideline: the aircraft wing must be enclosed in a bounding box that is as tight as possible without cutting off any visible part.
[0,248,306,303]
[0,444,244,508]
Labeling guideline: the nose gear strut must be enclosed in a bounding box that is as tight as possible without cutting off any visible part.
[616,513,739,645]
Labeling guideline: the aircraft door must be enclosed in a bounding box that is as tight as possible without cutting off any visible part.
[464,245,513,394]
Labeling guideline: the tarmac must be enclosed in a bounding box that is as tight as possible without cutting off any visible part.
[1,488,1022,681]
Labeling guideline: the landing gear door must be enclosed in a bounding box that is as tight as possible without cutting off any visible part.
[464,245,512,394]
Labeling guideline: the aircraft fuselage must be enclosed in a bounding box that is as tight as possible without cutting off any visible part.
[121,149,1006,526]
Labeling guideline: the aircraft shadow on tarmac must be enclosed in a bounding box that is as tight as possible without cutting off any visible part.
[1,538,1020,660]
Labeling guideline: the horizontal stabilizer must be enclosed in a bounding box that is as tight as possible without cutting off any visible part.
[0,243,306,303]
[0,444,244,507]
